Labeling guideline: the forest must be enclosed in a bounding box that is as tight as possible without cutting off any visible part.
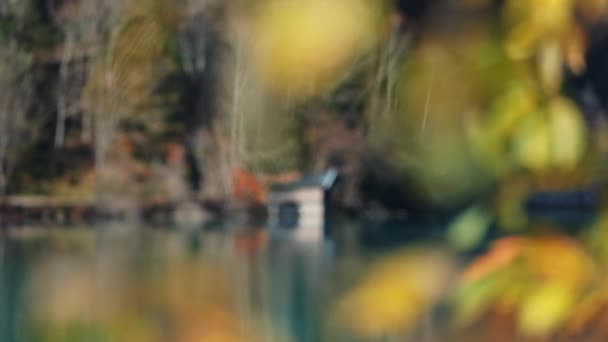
[0,0,606,219]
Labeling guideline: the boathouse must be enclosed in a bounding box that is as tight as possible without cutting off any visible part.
[267,169,337,237]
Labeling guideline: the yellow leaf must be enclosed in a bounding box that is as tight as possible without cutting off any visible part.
[537,39,563,95]
[517,283,576,337]
[548,97,587,170]
[333,248,454,338]
[512,112,551,172]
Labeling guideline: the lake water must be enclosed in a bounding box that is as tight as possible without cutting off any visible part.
[0,221,451,342]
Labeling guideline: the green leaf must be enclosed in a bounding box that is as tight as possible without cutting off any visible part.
[447,206,493,251]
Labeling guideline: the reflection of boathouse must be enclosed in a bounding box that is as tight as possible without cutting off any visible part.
[267,169,337,238]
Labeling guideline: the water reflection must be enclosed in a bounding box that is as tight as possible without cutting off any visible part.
[5,223,603,341]
[0,222,433,341]
[0,225,357,342]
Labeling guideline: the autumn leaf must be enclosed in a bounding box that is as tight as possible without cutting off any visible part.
[512,112,551,172]
[548,97,587,170]
[333,248,454,338]
[517,283,576,337]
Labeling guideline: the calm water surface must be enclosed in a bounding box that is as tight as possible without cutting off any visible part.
[0,222,447,342]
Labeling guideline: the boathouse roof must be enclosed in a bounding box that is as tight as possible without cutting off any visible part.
[269,169,338,193]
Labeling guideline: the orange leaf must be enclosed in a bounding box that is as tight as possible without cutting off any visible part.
[461,237,525,283]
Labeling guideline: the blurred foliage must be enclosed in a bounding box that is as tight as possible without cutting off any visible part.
[248,0,386,99]
[449,233,605,338]
[4,0,608,339]
[332,247,455,339]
